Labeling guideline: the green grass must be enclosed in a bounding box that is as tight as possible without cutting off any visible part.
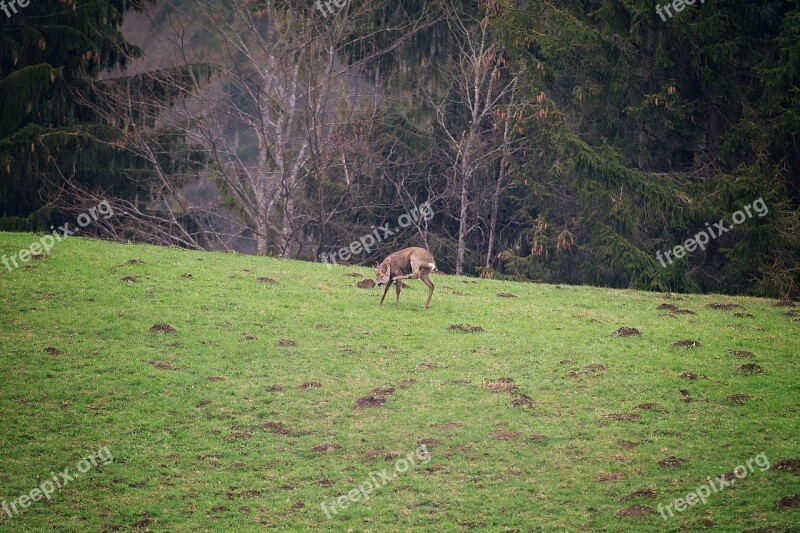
[0,232,798,532]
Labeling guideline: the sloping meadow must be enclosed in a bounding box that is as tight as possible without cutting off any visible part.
[0,233,798,531]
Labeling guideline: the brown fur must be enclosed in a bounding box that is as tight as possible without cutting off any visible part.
[374,247,436,309]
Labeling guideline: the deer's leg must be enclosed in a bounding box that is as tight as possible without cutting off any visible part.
[395,278,402,307]
[421,270,434,309]
[379,278,394,305]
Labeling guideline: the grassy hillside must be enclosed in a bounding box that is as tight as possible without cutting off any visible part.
[0,232,798,532]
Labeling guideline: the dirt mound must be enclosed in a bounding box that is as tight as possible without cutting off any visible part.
[707,302,740,310]
[311,443,340,453]
[356,279,376,288]
[777,494,800,508]
[739,363,764,374]
[355,395,387,409]
[618,440,636,450]
[611,327,641,337]
[679,372,698,380]
[622,489,657,501]
[179,273,193,279]
[486,377,518,392]
[728,394,753,405]
[431,423,465,430]
[150,324,176,333]
[260,422,291,435]
[299,381,321,390]
[121,276,137,283]
[672,339,701,347]
[658,456,687,468]
[775,459,800,474]
[511,394,535,408]
[487,431,519,440]
[617,505,655,518]
[43,347,61,355]
[149,361,173,370]
[448,324,485,332]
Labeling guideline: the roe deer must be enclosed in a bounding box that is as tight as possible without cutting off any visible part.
[374,247,436,309]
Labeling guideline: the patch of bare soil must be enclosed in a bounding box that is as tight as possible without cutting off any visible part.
[672,339,701,347]
[777,494,800,508]
[149,361,173,370]
[729,350,755,358]
[734,312,755,318]
[618,440,637,450]
[43,347,61,355]
[511,394,535,408]
[195,400,211,408]
[635,403,659,410]
[366,448,385,460]
[775,459,800,474]
[311,443,340,453]
[257,277,277,284]
[277,339,296,347]
[658,456,687,468]
[397,379,417,388]
[680,389,693,402]
[680,372,698,380]
[622,489,657,501]
[603,413,641,422]
[496,292,517,298]
[486,377,518,392]
[617,505,655,518]
[355,395,387,409]
[121,276,137,283]
[418,438,442,449]
[299,382,321,390]
[611,327,641,337]
[346,272,364,277]
[487,431,520,440]
[150,323,176,333]
[207,376,225,382]
[448,324,485,332]
[225,431,252,442]
[707,302,740,310]
[356,279,375,289]
[260,422,291,435]
[417,361,439,370]
[431,423,465,430]
[657,304,694,314]
[179,273,193,279]
[597,472,626,482]
[529,434,548,442]
[774,299,796,307]
[728,394,753,405]
[739,363,764,374]
[211,505,228,513]
[371,387,395,396]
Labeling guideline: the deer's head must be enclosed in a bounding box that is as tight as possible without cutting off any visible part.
[374,262,390,287]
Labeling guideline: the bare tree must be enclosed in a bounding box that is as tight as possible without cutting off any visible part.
[427,10,525,275]
[62,0,438,257]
